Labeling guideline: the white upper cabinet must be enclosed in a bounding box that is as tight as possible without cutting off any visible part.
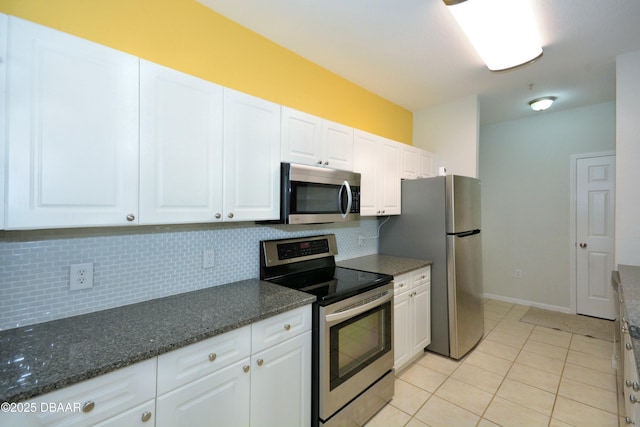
[139,60,224,225]
[402,145,435,179]
[401,145,419,179]
[355,130,401,216]
[6,17,139,229]
[418,150,435,178]
[224,89,281,222]
[281,106,354,171]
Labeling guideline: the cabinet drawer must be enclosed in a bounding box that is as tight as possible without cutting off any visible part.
[93,399,155,427]
[157,325,250,395]
[5,358,156,427]
[393,272,411,295]
[411,267,430,287]
[252,306,312,354]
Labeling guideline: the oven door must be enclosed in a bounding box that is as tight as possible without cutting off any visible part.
[318,284,394,421]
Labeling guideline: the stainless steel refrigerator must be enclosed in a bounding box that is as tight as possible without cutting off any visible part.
[380,175,484,359]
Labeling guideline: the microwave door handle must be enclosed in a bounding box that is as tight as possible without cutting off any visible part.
[325,290,393,325]
[339,180,353,218]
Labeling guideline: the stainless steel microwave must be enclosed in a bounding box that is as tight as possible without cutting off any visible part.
[280,163,361,224]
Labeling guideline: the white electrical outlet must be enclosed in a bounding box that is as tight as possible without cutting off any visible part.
[203,250,215,269]
[70,263,94,290]
[514,269,523,279]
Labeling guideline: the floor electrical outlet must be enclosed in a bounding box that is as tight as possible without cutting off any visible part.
[203,250,215,269]
[70,263,94,290]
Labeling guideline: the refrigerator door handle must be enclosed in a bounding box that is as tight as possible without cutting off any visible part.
[451,229,481,238]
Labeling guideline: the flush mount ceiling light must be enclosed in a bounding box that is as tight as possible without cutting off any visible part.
[443,0,543,71]
[528,96,556,111]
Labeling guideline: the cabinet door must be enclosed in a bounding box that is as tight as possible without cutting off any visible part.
[223,89,281,222]
[401,145,419,180]
[354,130,379,216]
[378,138,402,215]
[281,106,323,167]
[418,150,435,178]
[139,60,224,225]
[250,331,311,427]
[323,120,354,171]
[156,358,251,427]
[412,282,431,354]
[6,17,139,229]
[393,290,411,370]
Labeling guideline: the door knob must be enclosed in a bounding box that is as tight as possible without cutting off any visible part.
[579,243,587,248]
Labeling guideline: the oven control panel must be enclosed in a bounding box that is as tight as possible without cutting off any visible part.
[278,239,329,260]
[261,234,338,267]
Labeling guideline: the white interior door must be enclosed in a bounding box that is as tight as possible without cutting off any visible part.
[576,155,615,319]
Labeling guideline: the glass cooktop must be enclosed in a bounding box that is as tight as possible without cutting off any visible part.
[268,266,392,305]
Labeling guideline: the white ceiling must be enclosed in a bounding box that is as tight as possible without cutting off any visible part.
[197,0,640,125]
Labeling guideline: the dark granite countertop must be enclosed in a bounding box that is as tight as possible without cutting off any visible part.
[0,279,315,403]
[337,254,432,277]
[618,264,640,375]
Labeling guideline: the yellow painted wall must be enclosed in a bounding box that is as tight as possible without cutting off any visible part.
[0,0,412,143]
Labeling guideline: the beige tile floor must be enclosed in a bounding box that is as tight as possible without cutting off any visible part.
[365,299,619,427]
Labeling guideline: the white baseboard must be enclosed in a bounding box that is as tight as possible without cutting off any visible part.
[483,293,573,314]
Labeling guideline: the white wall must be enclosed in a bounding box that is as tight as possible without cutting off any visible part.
[616,50,640,266]
[480,102,615,310]
[413,95,479,177]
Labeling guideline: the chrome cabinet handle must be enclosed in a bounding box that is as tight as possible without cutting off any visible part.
[625,416,633,424]
[284,324,291,331]
[631,394,638,404]
[82,401,95,413]
[627,343,633,350]
[208,353,217,362]
[243,365,250,373]
[579,242,587,248]
[126,214,135,222]
[257,358,264,366]
[317,160,323,165]
[215,213,221,219]
[228,213,234,219]
[141,411,152,422]
[324,161,329,166]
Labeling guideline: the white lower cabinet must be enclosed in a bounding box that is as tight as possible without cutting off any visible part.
[250,331,311,427]
[156,305,311,427]
[393,267,431,372]
[93,400,156,427]
[0,358,157,427]
[156,358,251,427]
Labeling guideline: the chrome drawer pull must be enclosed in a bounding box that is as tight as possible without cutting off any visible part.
[284,324,291,331]
[141,411,152,422]
[257,358,264,366]
[243,365,250,373]
[208,353,217,362]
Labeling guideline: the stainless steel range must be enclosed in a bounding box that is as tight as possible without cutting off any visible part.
[260,234,394,427]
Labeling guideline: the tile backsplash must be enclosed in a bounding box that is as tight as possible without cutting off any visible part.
[0,219,381,330]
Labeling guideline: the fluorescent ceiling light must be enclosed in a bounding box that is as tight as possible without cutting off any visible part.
[529,96,556,111]
[444,0,543,71]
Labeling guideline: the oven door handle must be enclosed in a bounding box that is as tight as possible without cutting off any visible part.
[325,289,393,325]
